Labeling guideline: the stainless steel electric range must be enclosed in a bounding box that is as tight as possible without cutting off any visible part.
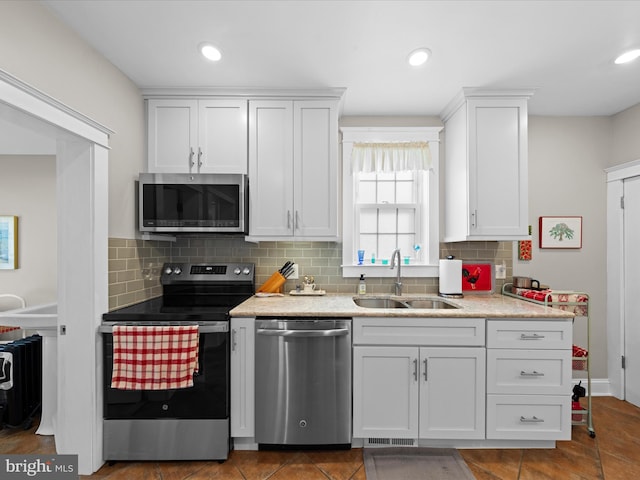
[100,262,254,461]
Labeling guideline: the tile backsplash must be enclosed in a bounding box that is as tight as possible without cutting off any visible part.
[108,236,513,309]
[108,238,170,310]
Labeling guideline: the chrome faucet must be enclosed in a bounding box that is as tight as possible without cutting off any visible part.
[390,248,402,296]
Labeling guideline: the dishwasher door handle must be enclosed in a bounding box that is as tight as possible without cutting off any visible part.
[256,328,350,338]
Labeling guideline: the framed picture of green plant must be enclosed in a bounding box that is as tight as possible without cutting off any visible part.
[539,216,582,249]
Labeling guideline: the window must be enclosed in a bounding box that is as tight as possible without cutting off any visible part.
[341,127,442,278]
[356,171,423,264]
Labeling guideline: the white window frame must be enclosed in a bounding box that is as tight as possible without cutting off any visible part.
[341,127,442,278]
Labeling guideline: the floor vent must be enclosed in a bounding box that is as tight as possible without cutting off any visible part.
[365,438,417,447]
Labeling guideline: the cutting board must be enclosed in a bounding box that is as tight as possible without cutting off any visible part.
[462,262,494,293]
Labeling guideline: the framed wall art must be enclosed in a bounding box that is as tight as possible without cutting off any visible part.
[539,216,582,249]
[0,215,18,269]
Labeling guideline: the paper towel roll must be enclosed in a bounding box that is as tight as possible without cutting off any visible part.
[439,258,462,295]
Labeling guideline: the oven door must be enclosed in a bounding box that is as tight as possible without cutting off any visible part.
[101,323,229,420]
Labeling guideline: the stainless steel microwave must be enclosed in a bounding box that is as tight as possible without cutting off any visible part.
[138,173,247,233]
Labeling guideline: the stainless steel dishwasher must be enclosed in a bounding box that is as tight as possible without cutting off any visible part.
[255,318,352,447]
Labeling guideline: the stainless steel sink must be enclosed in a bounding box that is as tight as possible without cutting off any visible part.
[403,299,459,309]
[353,297,460,309]
[353,298,408,308]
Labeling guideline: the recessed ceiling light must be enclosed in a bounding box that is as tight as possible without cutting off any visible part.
[199,43,222,62]
[614,49,640,64]
[408,48,431,67]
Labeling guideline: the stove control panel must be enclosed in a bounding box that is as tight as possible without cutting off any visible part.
[162,263,255,284]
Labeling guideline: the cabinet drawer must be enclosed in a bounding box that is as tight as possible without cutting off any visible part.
[353,317,485,346]
[487,320,571,349]
[487,395,571,440]
[487,349,571,395]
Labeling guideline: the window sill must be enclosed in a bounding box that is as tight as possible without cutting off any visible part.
[342,264,439,278]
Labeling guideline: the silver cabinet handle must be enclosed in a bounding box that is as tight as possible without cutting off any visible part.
[231,328,237,351]
[471,209,477,228]
[287,210,292,229]
[413,358,418,381]
[256,328,349,338]
[520,416,544,423]
[520,370,545,377]
[198,147,203,167]
[520,333,545,340]
[189,147,195,167]
[295,210,300,230]
[423,358,428,381]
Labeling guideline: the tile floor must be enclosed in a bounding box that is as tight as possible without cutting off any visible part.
[1,396,639,479]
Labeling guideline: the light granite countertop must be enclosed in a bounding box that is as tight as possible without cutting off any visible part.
[229,293,575,319]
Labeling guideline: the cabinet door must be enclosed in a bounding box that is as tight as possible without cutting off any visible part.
[147,99,198,173]
[198,99,248,174]
[293,100,338,237]
[353,346,419,439]
[467,98,528,237]
[230,317,255,437]
[248,100,294,236]
[419,347,486,439]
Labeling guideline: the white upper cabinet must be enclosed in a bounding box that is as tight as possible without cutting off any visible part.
[147,98,248,174]
[248,99,339,240]
[441,89,533,241]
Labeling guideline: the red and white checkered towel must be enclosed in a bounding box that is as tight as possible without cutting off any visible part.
[110,325,199,390]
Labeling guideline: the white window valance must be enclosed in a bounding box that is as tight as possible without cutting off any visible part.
[351,141,432,173]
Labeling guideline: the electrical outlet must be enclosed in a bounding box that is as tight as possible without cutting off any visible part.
[495,262,507,279]
[289,263,299,279]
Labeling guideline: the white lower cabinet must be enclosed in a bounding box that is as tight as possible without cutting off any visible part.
[486,319,572,441]
[230,317,255,438]
[352,317,486,442]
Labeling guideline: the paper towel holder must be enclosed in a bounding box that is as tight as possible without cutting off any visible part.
[438,255,464,299]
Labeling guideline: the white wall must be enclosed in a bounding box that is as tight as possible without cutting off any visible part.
[0,1,144,238]
[611,103,640,166]
[0,155,57,308]
[514,116,610,379]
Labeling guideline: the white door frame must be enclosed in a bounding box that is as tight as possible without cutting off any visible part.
[605,158,640,399]
[0,69,112,474]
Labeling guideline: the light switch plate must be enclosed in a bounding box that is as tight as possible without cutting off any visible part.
[289,263,299,279]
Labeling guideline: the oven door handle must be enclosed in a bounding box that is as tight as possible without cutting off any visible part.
[99,324,228,333]
[256,328,349,338]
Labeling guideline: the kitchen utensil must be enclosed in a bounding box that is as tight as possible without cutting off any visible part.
[281,264,295,278]
[279,261,292,274]
[512,276,540,289]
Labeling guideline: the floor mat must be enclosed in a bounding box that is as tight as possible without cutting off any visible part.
[363,447,476,480]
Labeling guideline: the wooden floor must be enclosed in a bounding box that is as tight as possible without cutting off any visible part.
[1,396,639,479]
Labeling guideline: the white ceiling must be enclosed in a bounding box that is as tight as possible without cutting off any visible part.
[42,0,640,117]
